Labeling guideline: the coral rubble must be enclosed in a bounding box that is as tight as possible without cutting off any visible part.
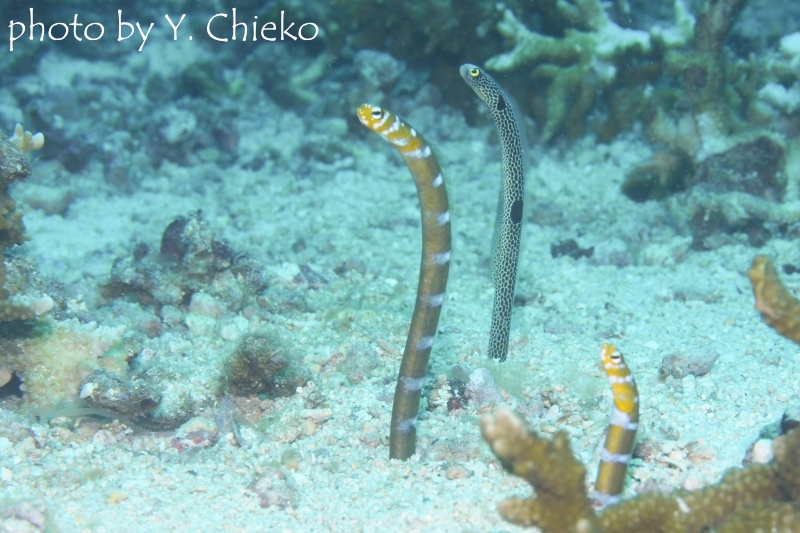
[227,331,309,397]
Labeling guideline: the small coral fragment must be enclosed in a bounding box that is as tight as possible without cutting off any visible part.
[748,255,800,344]
[659,349,719,380]
[0,294,53,322]
[8,124,44,153]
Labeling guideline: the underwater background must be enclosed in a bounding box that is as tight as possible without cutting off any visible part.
[1,0,800,531]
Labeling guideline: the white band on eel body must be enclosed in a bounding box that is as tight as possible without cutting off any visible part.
[417,336,434,350]
[400,376,424,391]
[427,293,445,307]
[431,251,451,265]
[609,408,638,431]
[391,136,410,147]
[386,117,401,133]
[405,146,432,159]
[396,417,417,432]
[601,449,632,463]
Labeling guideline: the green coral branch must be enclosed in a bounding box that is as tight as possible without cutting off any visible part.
[485,0,694,140]
[486,10,590,71]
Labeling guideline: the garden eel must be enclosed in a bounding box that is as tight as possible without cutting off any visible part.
[594,343,639,507]
[357,104,451,460]
[459,64,524,362]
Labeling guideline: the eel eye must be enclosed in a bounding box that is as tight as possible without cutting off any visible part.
[470,68,480,78]
[371,108,383,119]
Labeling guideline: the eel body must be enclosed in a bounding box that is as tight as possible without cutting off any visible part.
[459,63,524,361]
[594,343,639,507]
[356,104,451,460]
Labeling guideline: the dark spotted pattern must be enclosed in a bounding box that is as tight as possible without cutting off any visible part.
[460,64,525,361]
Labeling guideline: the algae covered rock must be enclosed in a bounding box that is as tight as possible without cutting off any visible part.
[102,211,266,313]
[665,135,791,249]
[227,330,309,397]
[690,136,786,200]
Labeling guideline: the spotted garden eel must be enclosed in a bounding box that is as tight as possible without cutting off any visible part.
[357,104,451,460]
[460,64,524,361]
[594,343,639,507]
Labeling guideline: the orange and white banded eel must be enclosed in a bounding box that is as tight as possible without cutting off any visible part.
[594,343,639,507]
[357,104,451,460]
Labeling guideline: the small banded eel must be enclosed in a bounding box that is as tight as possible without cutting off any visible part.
[459,64,524,362]
[357,104,451,460]
[594,343,639,507]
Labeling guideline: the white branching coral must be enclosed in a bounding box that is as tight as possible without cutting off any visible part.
[9,124,44,153]
[756,32,800,115]
[485,0,694,140]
